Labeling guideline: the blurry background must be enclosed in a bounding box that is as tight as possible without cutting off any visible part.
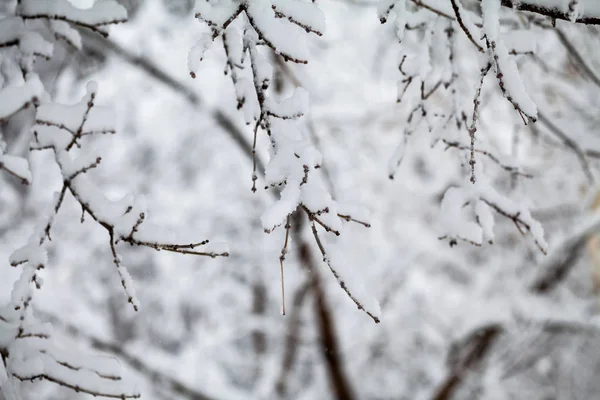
[3,0,600,399]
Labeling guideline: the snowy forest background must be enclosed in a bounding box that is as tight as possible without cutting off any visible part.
[2,0,600,399]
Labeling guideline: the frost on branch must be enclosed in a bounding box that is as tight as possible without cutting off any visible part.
[191,2,380,322]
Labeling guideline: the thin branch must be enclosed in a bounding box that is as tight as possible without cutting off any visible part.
[307,218,380,324]
[280,215,291,315]
[0,161,30,185]
[410,0,454,20]
[482,199,547,254]
[13,372,139,399]
[274,281,311,397]
[79,26,266,183]
[496,0,600,25]
[468,62,492,183]
[530,213,600,293]
[450,0,484,52]
[441,139,532,178]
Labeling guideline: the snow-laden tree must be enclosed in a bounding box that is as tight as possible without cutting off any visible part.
[3,0,600,399]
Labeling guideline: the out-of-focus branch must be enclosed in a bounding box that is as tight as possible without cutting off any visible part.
[38,311,219,400]
[555,27,600,89]
[536,111,595,183]
[432,210,600,400]
[292,212,357,400]
[530,213,600,293]
[274,281,311,397]
[431,324,503,400]
[78,29,265,176]
[431,319,600,400]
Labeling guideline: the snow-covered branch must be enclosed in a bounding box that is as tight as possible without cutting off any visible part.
[496,0,600,25]
[16,0,127,37]
[0,1,228,398]
[190,1,380,322]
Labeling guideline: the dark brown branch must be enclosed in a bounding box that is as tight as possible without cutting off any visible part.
[431,318,600,400]
[496,0,600,25]
[431,324,503,400]
[410,0,454,20]
[293,214,358,400]
[450,0,484,52]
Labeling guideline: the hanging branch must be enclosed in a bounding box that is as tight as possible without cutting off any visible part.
[191,3,379,322]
